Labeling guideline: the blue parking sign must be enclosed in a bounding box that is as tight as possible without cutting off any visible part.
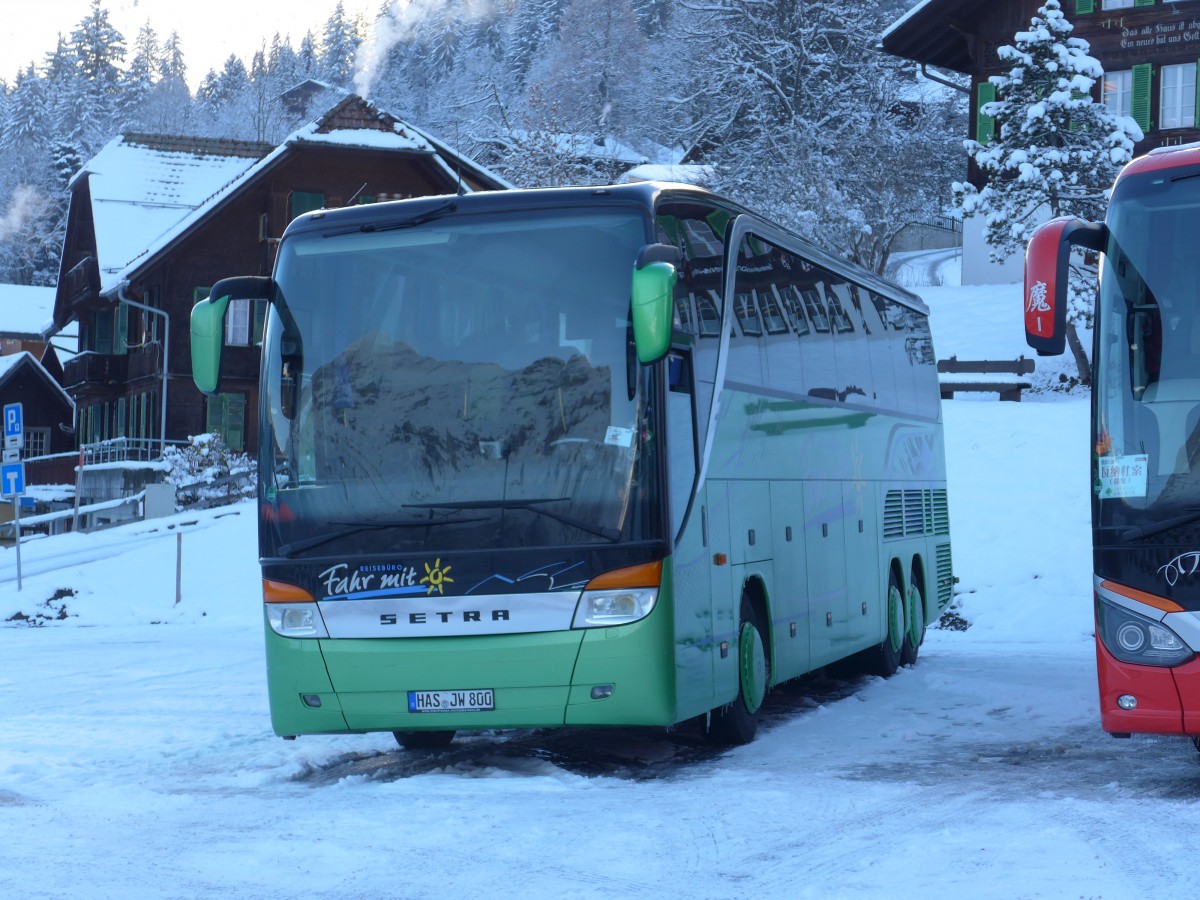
[3,402,22,439]
[1,461,24,497]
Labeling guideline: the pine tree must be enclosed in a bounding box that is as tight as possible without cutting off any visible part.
[953,0,1140,381]
[120,23,160,129]
[321,2,362,89]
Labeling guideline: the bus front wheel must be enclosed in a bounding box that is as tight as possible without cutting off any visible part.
[394,730,456,751]
[707,596,769,745]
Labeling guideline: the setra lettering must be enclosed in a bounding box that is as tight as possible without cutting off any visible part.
[379,610,512,626]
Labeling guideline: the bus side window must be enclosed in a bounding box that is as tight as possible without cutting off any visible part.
[800,287,831,333]
[758,287,789,335]
[781,286,811,336]
[674,292,697,335]
[734,292,763,337]
[825,283,856,334]
[696,291,721,337]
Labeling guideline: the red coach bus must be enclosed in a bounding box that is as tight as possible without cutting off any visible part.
[1025,143,1200,749]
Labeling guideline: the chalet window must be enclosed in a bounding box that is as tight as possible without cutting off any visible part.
[1100,0,1133,9]
[289,191,326,221]
[206,393,246,451]
[21,428,48,460]
[1160,63,1197,130]
[1103,70,1133,120]
[224,298,268,346]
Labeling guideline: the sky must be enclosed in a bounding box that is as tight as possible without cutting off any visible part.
[0,0,379,90]
[5,260,1200,896]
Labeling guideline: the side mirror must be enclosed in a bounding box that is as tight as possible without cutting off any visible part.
[1024,217,1106,356]
[191,276,272,395]
[631,244,680,365]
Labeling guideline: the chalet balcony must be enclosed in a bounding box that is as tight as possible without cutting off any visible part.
[64,351,129,391]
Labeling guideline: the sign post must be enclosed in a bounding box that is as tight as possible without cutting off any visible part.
[3,403,24,592]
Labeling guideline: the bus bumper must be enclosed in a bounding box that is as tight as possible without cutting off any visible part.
[262,604,676,737]
[1095,638,1200,735]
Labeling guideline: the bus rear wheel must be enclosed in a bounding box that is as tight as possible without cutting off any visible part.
[900,570,925,668]
[393,730,456,751]
[707,596,769,746]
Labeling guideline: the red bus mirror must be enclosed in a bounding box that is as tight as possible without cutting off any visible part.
[1024,217,1106,356]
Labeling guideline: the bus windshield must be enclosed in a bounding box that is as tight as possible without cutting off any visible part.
[260,206,661,558]
[1095,165,1200,534]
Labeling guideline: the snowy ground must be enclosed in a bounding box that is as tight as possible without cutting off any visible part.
[4,261,1200,898]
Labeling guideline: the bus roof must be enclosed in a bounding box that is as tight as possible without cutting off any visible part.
[1119,142,1200,180]
[281,181,927,314]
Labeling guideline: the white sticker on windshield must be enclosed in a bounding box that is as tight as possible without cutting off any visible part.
[1097,454,1148,499]
[605,426,635,448]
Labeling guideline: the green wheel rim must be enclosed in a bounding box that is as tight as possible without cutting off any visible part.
[887,583,905,654]
[739,620,768,714]
[907,583,923,648]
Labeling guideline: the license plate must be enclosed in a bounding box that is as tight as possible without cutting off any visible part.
[408,689,495,713]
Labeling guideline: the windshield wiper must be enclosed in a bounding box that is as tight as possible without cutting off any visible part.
[1113,506,1200,542]
[323,199,458,238]
[276,514,484,558]
[404,498,621,542]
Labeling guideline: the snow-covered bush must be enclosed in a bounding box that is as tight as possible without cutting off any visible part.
[162,433,255,508]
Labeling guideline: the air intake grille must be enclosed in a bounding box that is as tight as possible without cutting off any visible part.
[936,543,954,609]
[883,489,951,540]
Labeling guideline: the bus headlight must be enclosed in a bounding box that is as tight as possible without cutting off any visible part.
[1097,597,1193,667]
[572,588,657,628]
[266,602,329,638]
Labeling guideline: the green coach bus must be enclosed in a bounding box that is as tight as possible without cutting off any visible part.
[190,183,952,747]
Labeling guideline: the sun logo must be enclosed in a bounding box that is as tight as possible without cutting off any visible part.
[421,558,454,595]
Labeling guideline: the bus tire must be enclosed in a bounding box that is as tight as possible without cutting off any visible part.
[707,595,769,746]
[393,730,456,751]
[870,569,905,678]
[901,568,925,667]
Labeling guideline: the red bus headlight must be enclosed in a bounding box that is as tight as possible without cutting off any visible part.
[1097,597,1193,667]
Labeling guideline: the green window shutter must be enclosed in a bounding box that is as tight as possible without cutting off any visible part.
[225,395,246,451]
[1069,90,1087,133]
[114,302,128,355]
[289,191,325,221]
[92,309,113,354]
[1133,0,1154,7]
[206,394,246,450]
[206,395,225,435]
[1131,64,1152,134]
[1075,0,1094,12]
[977,82,997,145]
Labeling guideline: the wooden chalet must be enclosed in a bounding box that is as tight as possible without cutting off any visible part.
[883,0,1200,282]
[0,352,75,461]
[884,0,1200,181]
[49,95,511,460]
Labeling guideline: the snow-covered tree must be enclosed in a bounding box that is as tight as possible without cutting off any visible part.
[68,0,126,150]
[953,0,1141,381]
[523,0,649,135]
[321,3,363,89]
[120,23,160,130]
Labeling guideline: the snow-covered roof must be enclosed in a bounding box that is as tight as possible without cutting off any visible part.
[80,97,503,297]
[80,135,269,294]
[506,131,665,166]
[619,164,714,186]
[0,350,75,410]
[0,283,68,339]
